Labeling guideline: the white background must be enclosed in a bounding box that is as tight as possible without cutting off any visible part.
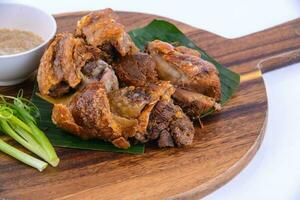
[2,0,300,199]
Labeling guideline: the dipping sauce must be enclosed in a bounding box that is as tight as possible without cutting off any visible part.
[0,29,44,56]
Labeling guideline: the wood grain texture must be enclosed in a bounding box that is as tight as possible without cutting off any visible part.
[0,11,299,200]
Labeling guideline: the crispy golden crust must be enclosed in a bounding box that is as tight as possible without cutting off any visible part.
[37,33,100,97]
[109,81,175,140]
[174,46,201,57]
[172,88,220,119]
[147,40,221,101]
[52,104,84,138]
[51,81,175,149]
[136,82,175,136]
[75,8,139,56]
[69,83,118,139]
[52,83,130,149]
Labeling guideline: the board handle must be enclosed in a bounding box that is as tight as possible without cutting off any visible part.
[224,17,300,74]
[258,48,300,73]
[255,18,300,73]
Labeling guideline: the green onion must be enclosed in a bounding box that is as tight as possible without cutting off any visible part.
[0,139,47,172]
[0,91,59,171]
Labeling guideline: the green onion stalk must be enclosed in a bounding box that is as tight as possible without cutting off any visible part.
[0,139,47,172]
[0,91,59,171]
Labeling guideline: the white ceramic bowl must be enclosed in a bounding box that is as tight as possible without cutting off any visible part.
[0,3,56,86]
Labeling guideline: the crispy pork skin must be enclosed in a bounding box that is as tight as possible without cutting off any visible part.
[37,33,100,97]
[52,83,131,149]
[146,40,222,118]
[147,40,221,100]
[52,81,176,149]
[173,88,221,119]
[75,8,139,57]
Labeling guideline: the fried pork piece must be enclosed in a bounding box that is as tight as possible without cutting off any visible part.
[146,40,221,118]
[52,81,175,149]
[112,40,221,118]
[37,33,100,97]
[109,81,174,139]
[173,88,221,119]
[75,8,139,58]
[52,83,131,148]
[146,99,195,147]
[113,52,158,86]
[81,59,119,92]
[147,40,221,100]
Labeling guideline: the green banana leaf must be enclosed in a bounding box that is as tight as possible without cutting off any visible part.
[32,19,240,154]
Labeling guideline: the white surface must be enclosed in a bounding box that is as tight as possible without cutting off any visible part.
[2,0,300,199]
[1,0,299,38]
[0,3,56,85]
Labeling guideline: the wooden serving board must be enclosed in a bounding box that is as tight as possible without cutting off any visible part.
[0,11,300,200]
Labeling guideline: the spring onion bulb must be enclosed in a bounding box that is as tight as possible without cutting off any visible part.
[0,91,59,171]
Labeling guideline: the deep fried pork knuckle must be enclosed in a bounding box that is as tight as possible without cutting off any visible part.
[37,33,100,97]
[52,83,132,149]
[75,8,139,57]
[173,88,221,119]
[38,8,224,149]
[146,40,221,118]
[52,81,178,149]
[147,40,221,100]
